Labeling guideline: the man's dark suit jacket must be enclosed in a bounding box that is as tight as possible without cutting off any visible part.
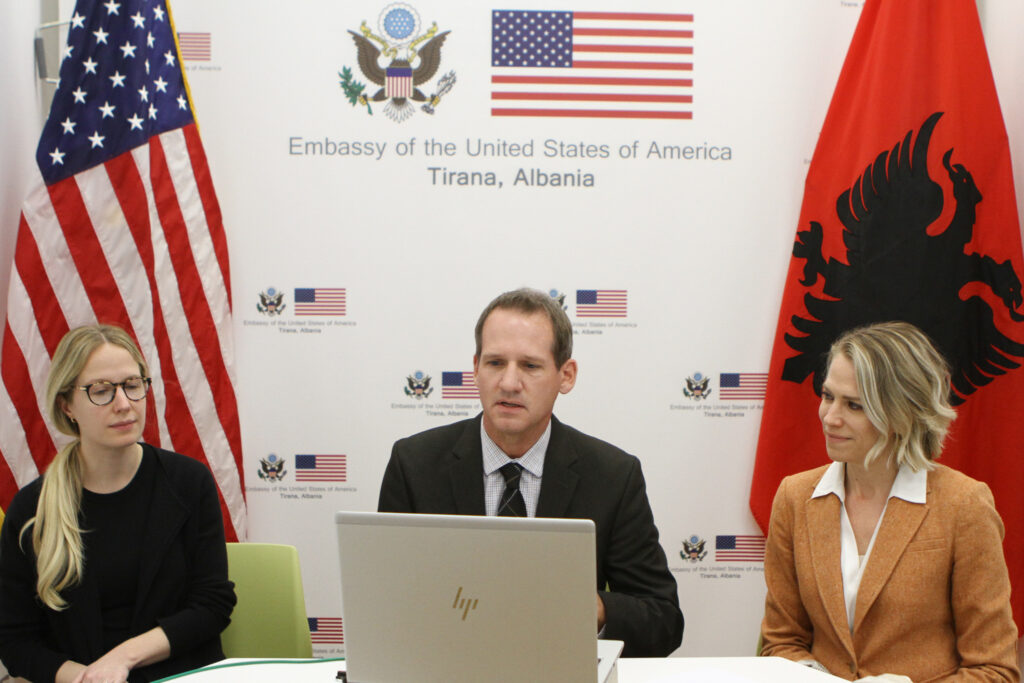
[378,414,683,657]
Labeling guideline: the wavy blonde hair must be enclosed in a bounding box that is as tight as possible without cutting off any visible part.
[828,321,957,472]
[21,324,148,610]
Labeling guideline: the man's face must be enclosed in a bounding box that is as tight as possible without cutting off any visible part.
[474,308,577,457]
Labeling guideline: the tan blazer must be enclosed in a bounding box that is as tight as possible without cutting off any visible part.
[761,463,1019,682]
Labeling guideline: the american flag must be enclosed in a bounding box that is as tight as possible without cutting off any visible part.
[294,454,347,482]
[177,31,211,62]
[293,288,346,316]
[442,371,479,399]
[0,0,245,540]
[719,372,768,400]
[491,10,693,119]
[576,289,627,317]
[308,616,344,644]
[715,534,766,562]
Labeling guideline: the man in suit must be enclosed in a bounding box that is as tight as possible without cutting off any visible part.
[379,288,683,657]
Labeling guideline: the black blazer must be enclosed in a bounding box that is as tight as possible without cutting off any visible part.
[0,445,236,682]
[378,414,683,657]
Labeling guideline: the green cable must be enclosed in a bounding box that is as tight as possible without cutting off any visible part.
[154,657,346,682]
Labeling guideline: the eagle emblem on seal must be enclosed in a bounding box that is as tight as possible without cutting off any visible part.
[258,454,287,482]
[683,373,711,400]
[404,370,434,399]
[681,536,707,563]
[341,3,456,122]
[257,288,285,316]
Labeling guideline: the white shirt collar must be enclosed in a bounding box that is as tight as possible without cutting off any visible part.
[811,461,927,503]
[811,462,847,500]
[480,419,550,478]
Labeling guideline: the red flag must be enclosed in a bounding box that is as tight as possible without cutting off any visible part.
[0,0,246,540]
[751,0,1024,630]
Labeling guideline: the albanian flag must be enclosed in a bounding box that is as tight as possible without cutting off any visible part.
[750,0,1024,631]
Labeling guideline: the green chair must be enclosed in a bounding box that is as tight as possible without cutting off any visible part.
[221,543,313,658]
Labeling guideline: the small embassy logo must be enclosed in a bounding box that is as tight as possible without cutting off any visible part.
[680,536,707,562]
[548,288,567,311]
[683,372,711,400]
[257,454,287,482]
[451,586,478,620]
[341,3,456,122]
[257,287,286,316]
[404,370,434,399]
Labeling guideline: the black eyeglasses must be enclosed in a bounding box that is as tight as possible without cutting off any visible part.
[76,377,152,406]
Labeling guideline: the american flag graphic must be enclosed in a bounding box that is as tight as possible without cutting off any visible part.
[491,10,693,119]
[294,454,347,482]
[719,373,768,400]
[385,66,413,98]
[576,290,627,317]
[0,0,245,539]
[715,535,766,562]
[308,616,344,644]
[177,31,211,61]
[442,371,479,399]
[293,288,346,316]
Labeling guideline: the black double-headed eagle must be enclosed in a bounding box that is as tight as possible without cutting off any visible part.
[784,112,1024,404]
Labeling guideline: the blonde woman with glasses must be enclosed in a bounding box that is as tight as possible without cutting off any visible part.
[0,324,235,683]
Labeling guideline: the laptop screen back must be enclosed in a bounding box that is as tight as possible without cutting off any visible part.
[336,511,597,683]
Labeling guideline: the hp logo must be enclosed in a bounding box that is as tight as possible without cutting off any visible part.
[451,586,478,620]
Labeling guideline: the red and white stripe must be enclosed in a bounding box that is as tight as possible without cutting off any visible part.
[178,32,212,61]
[0,124,246,540]
[386,76,414,99]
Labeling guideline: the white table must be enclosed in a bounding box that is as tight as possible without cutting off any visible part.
[619,656,847,681]
[157,656,846,682]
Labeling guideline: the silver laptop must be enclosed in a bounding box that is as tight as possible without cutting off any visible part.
[335,511,606,683]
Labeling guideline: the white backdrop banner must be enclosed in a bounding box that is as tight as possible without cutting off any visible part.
[4,0,1023,660]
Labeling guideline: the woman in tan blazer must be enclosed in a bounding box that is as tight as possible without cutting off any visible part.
[760,322,1019,682]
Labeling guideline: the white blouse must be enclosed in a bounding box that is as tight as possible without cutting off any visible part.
[810,462,927,632]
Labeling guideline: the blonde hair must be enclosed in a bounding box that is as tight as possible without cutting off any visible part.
[22,324,148,610]
[828,321,957,472]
